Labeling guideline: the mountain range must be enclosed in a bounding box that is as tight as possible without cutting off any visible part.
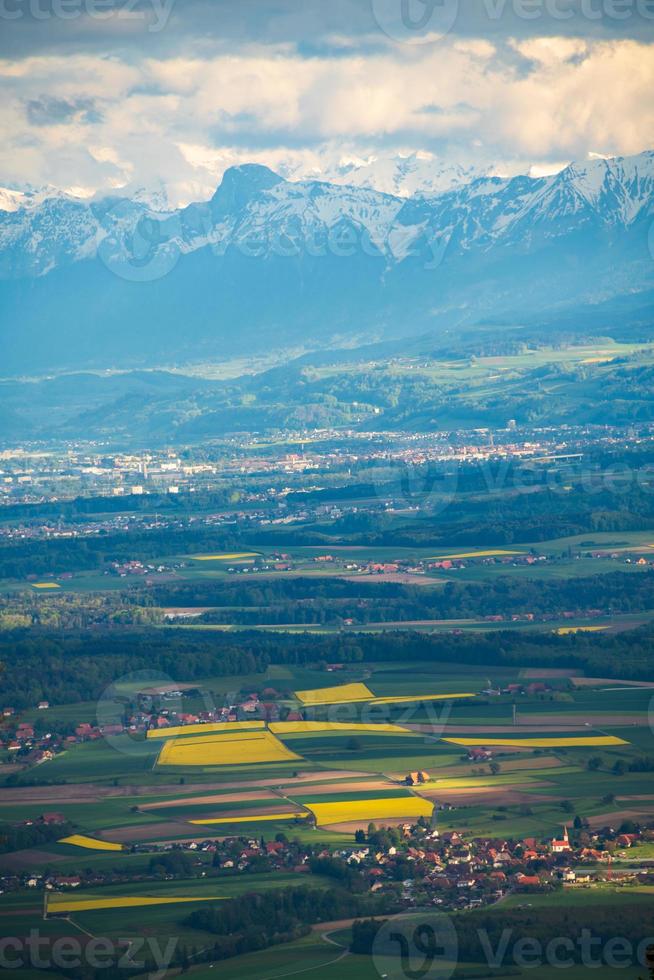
[1,150,653,376]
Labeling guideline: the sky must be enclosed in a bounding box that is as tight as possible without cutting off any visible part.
[1,0,653,205]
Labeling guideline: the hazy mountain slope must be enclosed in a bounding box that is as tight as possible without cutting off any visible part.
[0,154,652,374]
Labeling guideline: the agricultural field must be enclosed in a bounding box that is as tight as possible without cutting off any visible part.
[2,646,654,977]
[306,794,434,828]
[58,834,125,851]
[156,729,302,767]
[294,682,375,705]
[146,720,265,739]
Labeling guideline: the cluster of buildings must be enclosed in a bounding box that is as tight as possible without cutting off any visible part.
[3,819,652,913]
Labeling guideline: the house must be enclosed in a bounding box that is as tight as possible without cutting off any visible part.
[404,771,430,785]
[467,748,492,762]
[41,812,66,825]
[26,749,54,764]
[37,701,49,710]
[516,873,541,889]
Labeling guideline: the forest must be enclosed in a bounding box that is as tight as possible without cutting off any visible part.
[1,621,654,708]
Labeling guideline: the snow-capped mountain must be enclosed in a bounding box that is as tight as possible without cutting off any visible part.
[314,151,488,198]
[0,151,652,373]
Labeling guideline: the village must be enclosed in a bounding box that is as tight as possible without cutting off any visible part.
[2,809,653,916]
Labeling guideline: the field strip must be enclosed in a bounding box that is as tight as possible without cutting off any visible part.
[294,682,476,707]
[157,729,302,767]
[140,789,280,810]
[190,812,308,825]
[47,895,225,914]
[269,721,413,735]
[570,677,654,688]
[306,796,433,827]
[372,693,475,704]
[147,721,265,739]
[443,735,629,748]
[294,682,374,705]
[58,835,124,851]
[190,552,259,561]
[425,550,522,560]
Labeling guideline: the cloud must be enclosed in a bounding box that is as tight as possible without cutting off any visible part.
[25,95,101,126]
[0,33,652,203]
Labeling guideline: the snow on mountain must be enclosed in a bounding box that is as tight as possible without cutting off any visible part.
[317,151,486,198]
[0,188,27,213]
[3,151,652,282]
[0,150,652,376]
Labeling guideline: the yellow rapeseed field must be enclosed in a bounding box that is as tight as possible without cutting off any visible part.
[58,835,124,851]
[191,552,259,561]
[190,812,307,825]
[555,626,609,635]
[307,796,433,826]
[294,682,374,705]
[444,735,629,748]
[269,721,413,735]
[157,729,302,767]
[31,582,60,589]
[47,895,224,914]
[373,693,475,704]
[147,721,265,739]
[426,550,521,560]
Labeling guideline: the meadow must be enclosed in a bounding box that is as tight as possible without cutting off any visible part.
[3,656,654,978]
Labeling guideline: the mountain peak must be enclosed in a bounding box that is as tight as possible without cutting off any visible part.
[210,164,284,214]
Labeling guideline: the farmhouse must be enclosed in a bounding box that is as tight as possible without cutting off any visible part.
[404,770,430,785]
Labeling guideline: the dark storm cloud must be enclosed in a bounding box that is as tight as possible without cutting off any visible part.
[25,95,101,125]
[0,0,653,60]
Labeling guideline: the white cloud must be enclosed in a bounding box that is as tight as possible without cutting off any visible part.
[0,37,652,203]
[510,36,588,65]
